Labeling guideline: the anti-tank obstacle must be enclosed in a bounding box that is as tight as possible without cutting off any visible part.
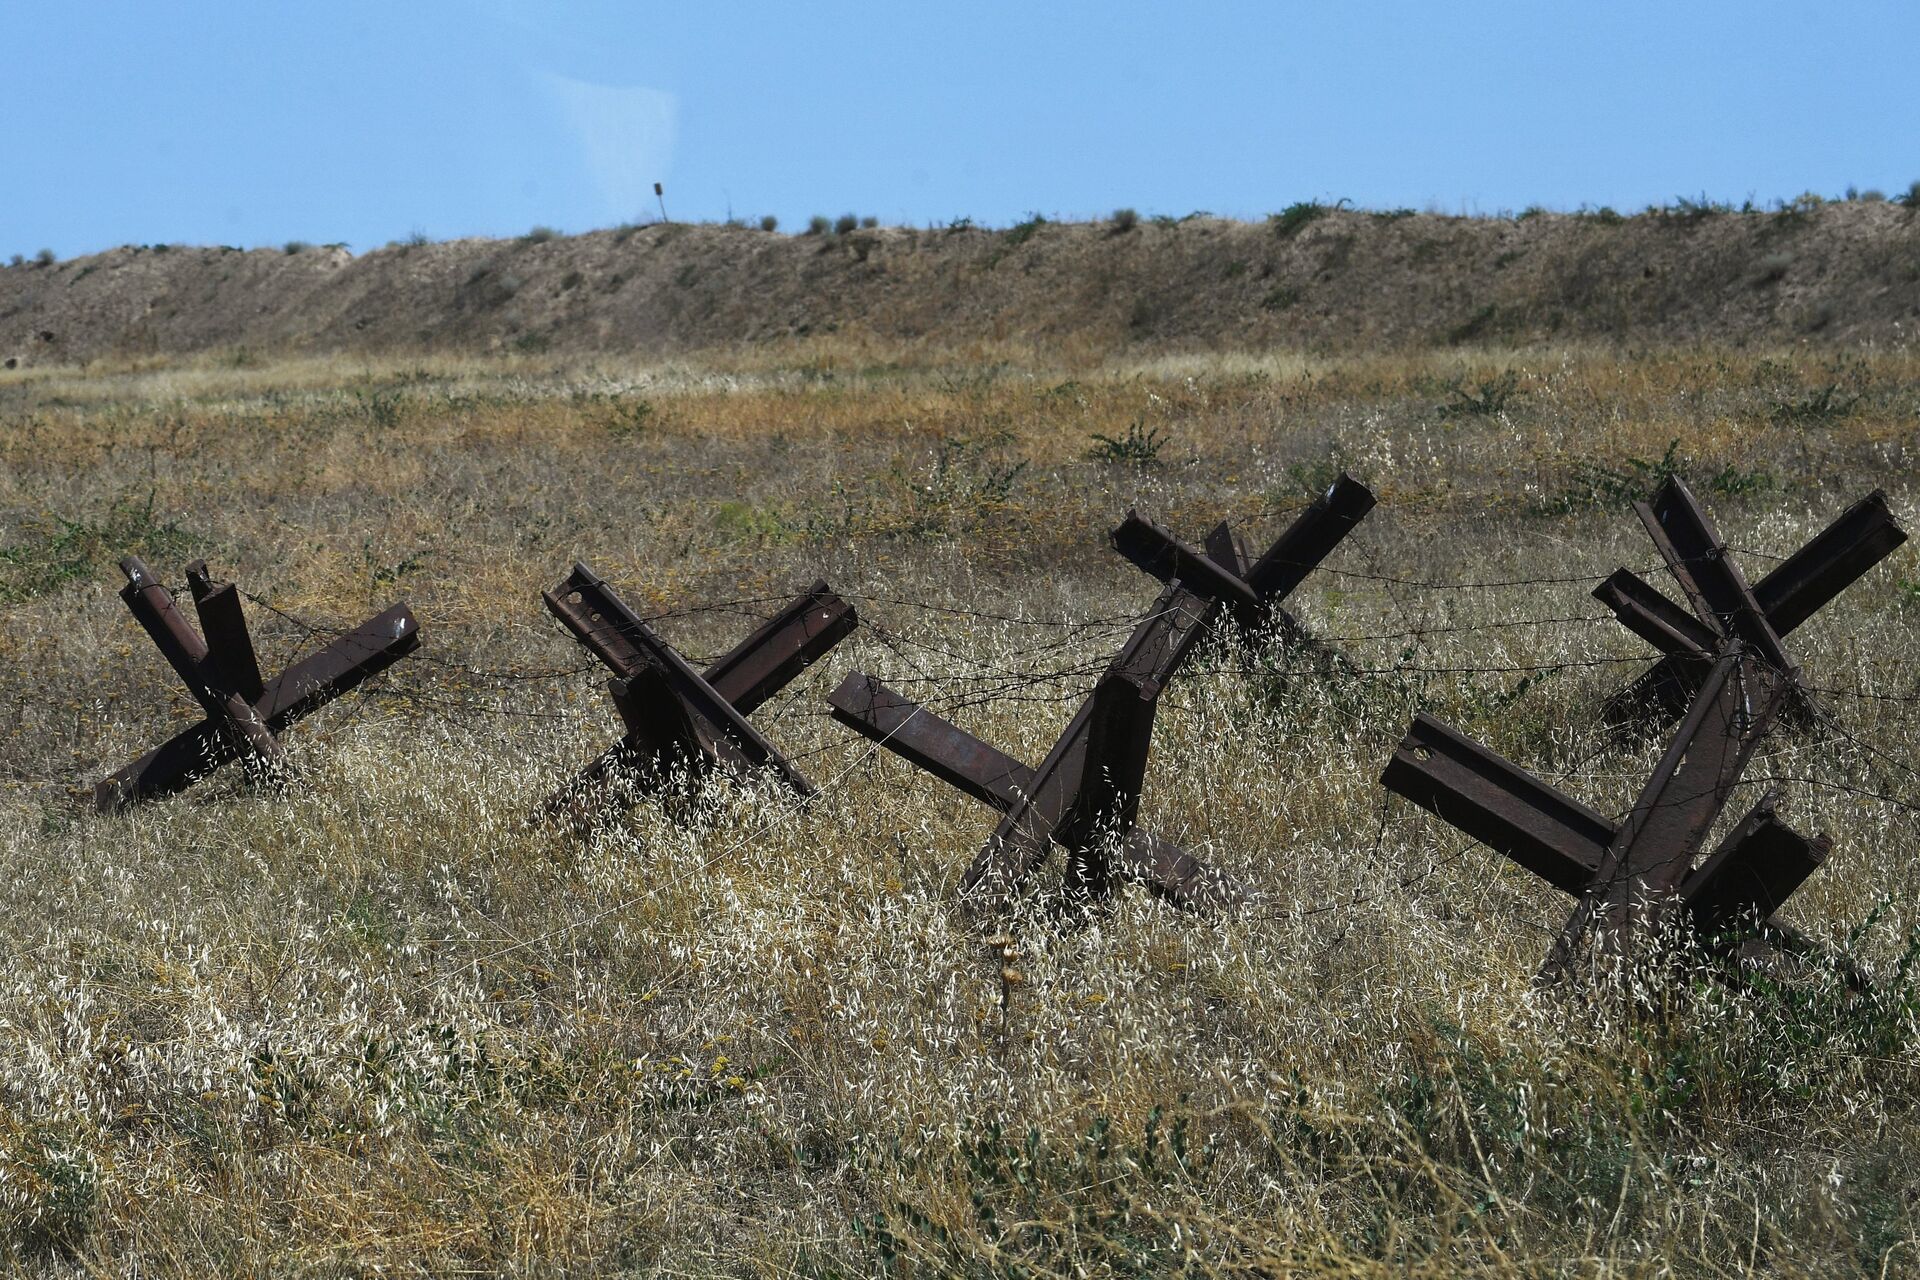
[1594,476,1906,730]
[1379,474,1910,986]
[828,583,1251,914]
[540,563,856,826]
[96,557,420,810]
[1383,643,1832,984]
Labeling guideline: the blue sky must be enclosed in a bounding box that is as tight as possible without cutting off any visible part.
[5,1,1916,258]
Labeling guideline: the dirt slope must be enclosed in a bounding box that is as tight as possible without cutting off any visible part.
[4,203,1919,365]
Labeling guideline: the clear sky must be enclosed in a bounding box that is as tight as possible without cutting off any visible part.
[5,0,1916,258]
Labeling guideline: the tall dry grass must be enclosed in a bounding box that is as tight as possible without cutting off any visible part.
[0,345,1915,1274]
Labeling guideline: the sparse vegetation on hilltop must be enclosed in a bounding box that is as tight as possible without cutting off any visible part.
[4,197,1919,364]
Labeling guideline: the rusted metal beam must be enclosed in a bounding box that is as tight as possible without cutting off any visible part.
[119,559,222,698]
[256,604,420,727]
[966,584,1213,906]
[702,580,857,715]
[98,604,421,809]
[1545,652,1787,979]
[1754,488,1907,635]
[826,670,1252,913]
[1110,513,1264,616]
[1203,521,1250,579]
[96,561,419,811]
[186,560,265,703]
[1058,672,1160,900]
[1071,673,1157,839]
[1593,569,1716,660]
[115,557,284,782]
[826,672,1031,810]
[548,564,854,713]
[542,562,654,678]
[540,566,855,823]
[625,605,817,798]
[1600,480,1906,730]
[107,601,422,802]
[1109,474,1374,639]
[1635,478,1794,672]
[1381,713,1613,895]
[1385,641,1834,987]
[1681,792,1830,938]
[607,668,710,775]
[827,584,1242,913]
[1245,473,1378,602]
[1109,583,1216,693]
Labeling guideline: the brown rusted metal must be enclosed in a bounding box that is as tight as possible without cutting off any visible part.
[185,559,266,702]
[539,564,855,823]
[1246,473,1378,602]
[1593,568,1716,661]
[1203,521,1250,579]
[1754,488,1907,633]
[703,581,858,714]
[96,560,420,810]
[1634,480,1794,671]
[826,672,1031,811]
[256,604,419,725]
[116,556,288,789]
[828,585,1250,914]
[1109,473,1375,637]
[967,585,1212,907]
[542,562,657,678]
[1542,652,1786,980]
[1600,480,1906,729]
[1383,642,1834,985]
[1109,513,1263,615]
[1681,790,1830,938]
[1381,712,1613,895]
[827,671,1252,914]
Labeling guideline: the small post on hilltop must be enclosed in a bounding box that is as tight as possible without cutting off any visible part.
[654,182,668,224]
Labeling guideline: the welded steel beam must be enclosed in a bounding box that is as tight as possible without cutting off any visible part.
[1384,643,1834,987]
[1599,480,1906,730]
[1593,569,1716,661]
[966,585,1214,905]
[1380,713,1612,895]
[540,565,855,823]
[96,559,419,810]
[1754,488,1907,635]
[1109,473,1375,636]
[1110,513,1263,615]
[826,672,1031,811]
[827,671,1251,913]
[828,584,1246,913]
[1543,653,1788,979]
[1681,791,1830,938]
[1635,478,1794,671]
[1246,473,1378,602]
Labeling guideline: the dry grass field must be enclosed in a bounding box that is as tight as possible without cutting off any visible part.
[0,343,1917,1275]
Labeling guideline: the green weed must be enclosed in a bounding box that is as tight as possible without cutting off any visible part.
[1085,420,1169,467]
[1436,369,1522,418]
[0,490,191,603]
[1269,201,1330,238]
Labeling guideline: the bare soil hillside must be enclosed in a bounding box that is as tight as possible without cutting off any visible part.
[5,202,1919,366]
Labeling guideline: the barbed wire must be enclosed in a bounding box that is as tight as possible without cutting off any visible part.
[222,575,1664,705]
[44,537,1920,923]
[1318,562,1665,591]
[63,570,1915,793]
